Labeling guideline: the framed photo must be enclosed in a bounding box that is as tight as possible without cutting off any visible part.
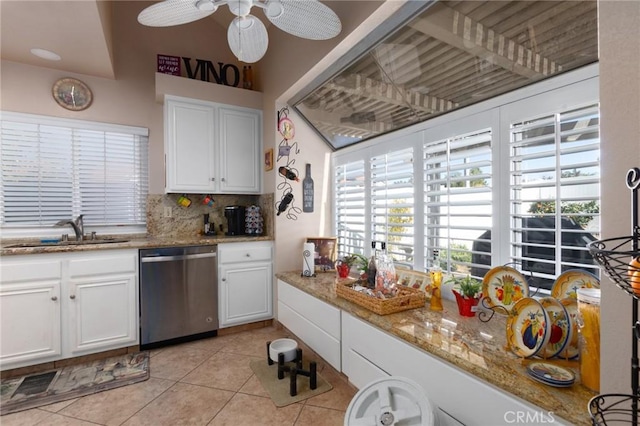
[264,148,274,171]
[306,237,337,272]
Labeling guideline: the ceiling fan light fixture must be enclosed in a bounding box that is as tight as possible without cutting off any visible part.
[227,15,268,63]
[265,1,284,19]
[228,0,253,17]
[196,0,217,12]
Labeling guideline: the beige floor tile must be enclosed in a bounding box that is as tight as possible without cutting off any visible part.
[179,334,238,353]
[295,405,346,426]
[180,351,257,392]
[237,373,269,398]
[0,408,53,426]
[305,368,357,412]
[221,327,291,358]
[122,382,233,426]
[57,377,174,426]
[149,345,211,381]
[37,413,99,425]
[39,398,79,413]
[207,392,302,426]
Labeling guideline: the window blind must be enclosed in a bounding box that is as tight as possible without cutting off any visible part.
[1,112,149,232]
[371,147,414,264]
[510,103,600,286]
[335,160,366,258]
[424,129,492,275]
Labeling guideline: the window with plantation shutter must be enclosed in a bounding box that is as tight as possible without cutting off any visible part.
[371,147,414,264]
[1,112,149,236]
[335,160,366,258]
[424,129,492,276]
[510,104,600,289]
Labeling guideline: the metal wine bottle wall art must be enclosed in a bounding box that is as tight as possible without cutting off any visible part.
[276,107,302,219]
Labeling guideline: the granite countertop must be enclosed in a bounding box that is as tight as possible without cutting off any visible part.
[0,234,273,256]
[276,271,596,426]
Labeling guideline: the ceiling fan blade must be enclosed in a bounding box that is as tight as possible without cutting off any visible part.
[227,15,269,63]
[264,0,341,40]
[138,0,216,27]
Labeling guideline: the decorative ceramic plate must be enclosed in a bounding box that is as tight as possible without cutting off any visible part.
[551,269,600,299]
[526,361,576,387]
[482,266,529,313]
[506,297,550,358]
[558,298,580,359]
[538,297,572,359]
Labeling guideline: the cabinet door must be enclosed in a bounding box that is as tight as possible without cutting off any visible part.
[218,106,261,193]
[219,262,272,327]
[68,273,138,355]
[0,280,62,369]
[165,97,217,193]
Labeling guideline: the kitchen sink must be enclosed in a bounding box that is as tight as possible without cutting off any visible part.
[4,239,130,248]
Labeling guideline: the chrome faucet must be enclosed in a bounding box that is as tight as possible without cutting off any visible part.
[55,214,84,241]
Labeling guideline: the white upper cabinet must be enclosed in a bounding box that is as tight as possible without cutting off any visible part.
[164,95,262,194]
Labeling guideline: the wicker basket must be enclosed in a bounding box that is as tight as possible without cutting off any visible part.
[336,281,426,315]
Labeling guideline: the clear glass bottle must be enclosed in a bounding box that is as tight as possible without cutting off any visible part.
[367,241,377,289]
[375,242,396,294]
[429,250,443,311]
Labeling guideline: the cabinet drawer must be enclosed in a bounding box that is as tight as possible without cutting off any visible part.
[219,242,272,264]
[277,280,340,339]
[69,251,137,277]
[1,258,61,283]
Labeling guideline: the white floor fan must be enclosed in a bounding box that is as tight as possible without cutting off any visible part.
[138,0,342,63]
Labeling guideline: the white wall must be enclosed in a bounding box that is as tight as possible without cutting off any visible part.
[599,0,640,394]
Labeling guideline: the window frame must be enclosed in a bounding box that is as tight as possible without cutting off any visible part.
[333,64,599,290]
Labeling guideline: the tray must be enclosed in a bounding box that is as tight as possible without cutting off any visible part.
[336,281,426,315]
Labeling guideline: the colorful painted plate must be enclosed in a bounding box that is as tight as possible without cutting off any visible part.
[526,361,576,386]
[482,266,529,313]
[551,269,600,300]
[506,297,550,358]
[538,297,572,359]
[558,298,580,359]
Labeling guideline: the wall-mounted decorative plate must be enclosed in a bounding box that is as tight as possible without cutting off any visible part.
[278,117,295,140]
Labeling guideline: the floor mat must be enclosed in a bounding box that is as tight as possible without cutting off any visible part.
[1,351,149,415]
[249,359,332,407]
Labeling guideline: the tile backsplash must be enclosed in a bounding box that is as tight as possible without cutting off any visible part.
[147,193,274,238]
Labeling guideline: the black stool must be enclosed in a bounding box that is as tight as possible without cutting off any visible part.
[266,341,317,396]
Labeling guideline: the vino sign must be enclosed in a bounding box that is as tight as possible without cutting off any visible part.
[157,54,240,88]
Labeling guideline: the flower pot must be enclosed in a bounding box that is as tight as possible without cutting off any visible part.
[453,290,479,317]
[337,262,350,278]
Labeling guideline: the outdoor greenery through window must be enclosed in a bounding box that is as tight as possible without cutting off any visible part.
[0,112,149,237]
[333,69,600,291]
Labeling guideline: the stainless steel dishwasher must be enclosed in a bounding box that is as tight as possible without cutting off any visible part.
[139,245,218,349]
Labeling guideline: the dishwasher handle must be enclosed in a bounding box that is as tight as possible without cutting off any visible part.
[140,252,217,263]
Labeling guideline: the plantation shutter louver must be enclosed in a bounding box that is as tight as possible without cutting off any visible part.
[424,129,492,275]
[510,103,600,286]
[371,147,414,264]
[335,160,366,258]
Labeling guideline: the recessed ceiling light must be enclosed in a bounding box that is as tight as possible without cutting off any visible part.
[30,48,61,61]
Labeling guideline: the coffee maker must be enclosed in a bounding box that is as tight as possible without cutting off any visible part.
[224,206,246,236]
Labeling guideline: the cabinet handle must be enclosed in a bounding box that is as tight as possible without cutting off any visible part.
[70,295,76,299]
[51,296,58,301]
[211,177,215,182]
[246,253,251,257]
[222,278,226,282]
[221,178,226,182]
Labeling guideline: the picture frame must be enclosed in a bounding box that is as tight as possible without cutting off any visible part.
[306,237,338,272]
[264,148,274,171]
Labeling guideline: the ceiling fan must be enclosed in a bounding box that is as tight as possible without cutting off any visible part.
[138,0,342,63]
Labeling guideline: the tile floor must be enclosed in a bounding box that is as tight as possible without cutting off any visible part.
[2,326,357,426]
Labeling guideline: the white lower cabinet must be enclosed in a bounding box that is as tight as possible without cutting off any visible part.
[341,312,562,426]
[218,242,273,328]
[0,250,139,370]
[277,280,341,371]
